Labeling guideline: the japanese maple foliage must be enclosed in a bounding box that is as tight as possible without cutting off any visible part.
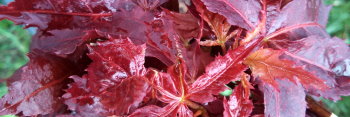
[0,0,349,116]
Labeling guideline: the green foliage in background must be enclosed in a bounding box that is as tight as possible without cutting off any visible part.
[324,96,350,116]
[0,0,349,116]
[0,2,31,117]
[326,0,350,43]
[0,20,30,79]
[323,0,350,116]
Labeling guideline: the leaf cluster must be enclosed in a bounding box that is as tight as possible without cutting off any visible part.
[0,0,350,116]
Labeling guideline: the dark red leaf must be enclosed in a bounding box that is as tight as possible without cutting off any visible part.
[223,83,253,117]
[0,51,77,116]
[189,37,263,103]
[180,42,214,84]
[163,9,200,41]
[0,0,169,58]
[130,58,195,117]
[129,102,193,117]
[200,0,260,30]
[0,0,348,116]
[192,0,236,47]
[63,37,149,116]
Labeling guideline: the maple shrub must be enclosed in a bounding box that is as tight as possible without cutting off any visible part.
[0,0,350,116]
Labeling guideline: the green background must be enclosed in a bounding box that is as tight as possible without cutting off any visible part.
[0,0,349,116]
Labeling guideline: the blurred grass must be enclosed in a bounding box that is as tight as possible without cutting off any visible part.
[0,0,349,116]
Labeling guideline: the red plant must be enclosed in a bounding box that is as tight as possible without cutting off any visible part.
[0,0,349,116]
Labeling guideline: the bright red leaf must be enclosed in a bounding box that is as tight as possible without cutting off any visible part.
[63,37,149,116]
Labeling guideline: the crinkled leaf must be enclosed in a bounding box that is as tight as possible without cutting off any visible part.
[63,75,104,116]
[131,59,194,117]
[0,0,171,58]
[0,51,77,116]
[243,48,328,90]
[0,0,113,56]
[63,38,149,116]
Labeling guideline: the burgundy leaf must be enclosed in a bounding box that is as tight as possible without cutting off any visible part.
[163,9,200,41]
[130,58,196,117]
[192,0,236,47]
[259,79,306,117]
[200,0,260,30]
[63,37,149,116]
[268,35,350,100]
[243,48,328,90]
[189,37,263,103]
[182,42,214,83]
[63,75,104,116]
[130,102,193,117]
[0,51,77,116]
[144,14,178,66]
[265,0,331,39]
[223,84,253,117]
[0,0,168,57]
[0,0,348,116]
[0,0,119,56]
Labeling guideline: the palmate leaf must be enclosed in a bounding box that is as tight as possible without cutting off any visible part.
[268,35,350,100]
[131,37,262,116]
[0,0,349,116]
[244,49,328,90]
[244,49,329,117]
[130,58,194,117]
[202,0,330,40]
[199,0,337,116]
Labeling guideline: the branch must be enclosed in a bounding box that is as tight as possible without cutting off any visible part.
[306,96,337,117]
